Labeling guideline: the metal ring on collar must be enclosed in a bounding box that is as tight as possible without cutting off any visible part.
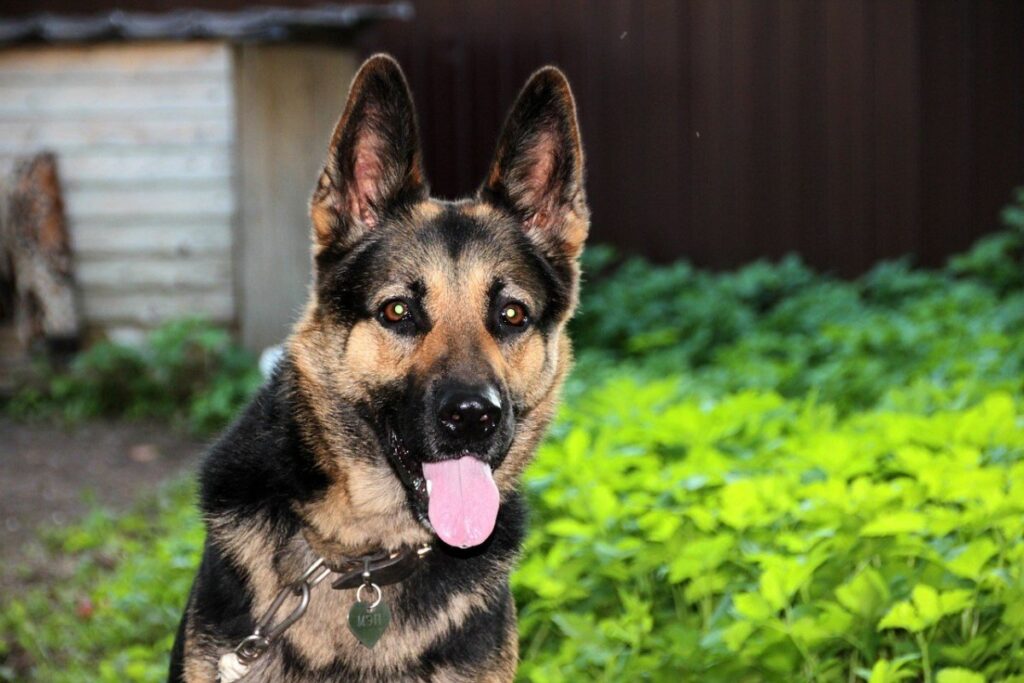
[355,582,382,610]
[235,634,271,663]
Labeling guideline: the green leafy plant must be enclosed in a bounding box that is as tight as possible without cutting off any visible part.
[0,480,203,682]
[514,384,1024,682]
[949,187,1024,292]
[3,190,1024,681]
[4,319,262,434]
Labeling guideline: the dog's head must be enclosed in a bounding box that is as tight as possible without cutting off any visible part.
[289,55,587,549]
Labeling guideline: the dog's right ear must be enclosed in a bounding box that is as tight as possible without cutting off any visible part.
[480,67,588,262]
[310,55,427,254]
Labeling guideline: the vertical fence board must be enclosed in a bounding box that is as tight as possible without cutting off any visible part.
[872,0,922,261]
[919,1,978,265]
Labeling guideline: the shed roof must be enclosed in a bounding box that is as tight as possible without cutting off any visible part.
[0,2,412,44]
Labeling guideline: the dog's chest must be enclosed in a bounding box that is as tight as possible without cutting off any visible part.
[236,580,490,681]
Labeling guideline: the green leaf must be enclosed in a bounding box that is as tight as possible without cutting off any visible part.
[836,568,891,619]
[945,539,998,580]
[1002,600,1024,629]
[912,585,941,624]
[722,620,755,652]
[878,601,925,633]
[759,566,790,612]
[667,535,735,583]
[733,592,774,621]
[936,668,986,683]
[938,589,973,617]
[865,657,919,683]
[878,586,972,633]
[861,511,928,537]
[545,518,594,538]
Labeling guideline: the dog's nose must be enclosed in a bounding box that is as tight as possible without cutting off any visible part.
[436,385,502,444]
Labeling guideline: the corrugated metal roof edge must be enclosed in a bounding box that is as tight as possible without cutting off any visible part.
[0,3,413,44]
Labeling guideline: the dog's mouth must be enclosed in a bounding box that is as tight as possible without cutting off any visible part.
[385,424,501,549]
[386,426,428,509]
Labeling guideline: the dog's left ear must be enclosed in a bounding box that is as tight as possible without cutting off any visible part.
[481,67,589,261]
[310,54,427,254]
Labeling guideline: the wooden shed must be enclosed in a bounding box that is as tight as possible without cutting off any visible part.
[0,3,410,352]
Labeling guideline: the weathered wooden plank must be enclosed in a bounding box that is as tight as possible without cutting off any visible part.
[71,221,232,257]
[689,0,727,265]
[0,148,231,183]
[0,40,239,337]
[0,42,230,76]
[0,69,227,86]
[65,175,234,195]
[76,255,231,291]
[82,290,234,325]
[64,186,234,219]
[236,43,355,350]
[0,119,231,153]
[0,82,231,118]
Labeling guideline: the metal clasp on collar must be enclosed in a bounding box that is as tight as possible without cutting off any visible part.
[232,558,332,665]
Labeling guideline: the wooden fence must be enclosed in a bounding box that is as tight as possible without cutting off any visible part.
[361,0,1024,274]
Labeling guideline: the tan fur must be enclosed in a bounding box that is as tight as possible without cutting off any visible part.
[180,58,587,682]
[189,513,517,681]
[299,460,433,556]
[289,227,572,507]
[216,218,571,678]
[185,214,575,683]
[209,516,281,599]
[182,612,232,682]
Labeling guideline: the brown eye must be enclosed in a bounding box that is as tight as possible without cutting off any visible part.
[500,302,528,327]
[382,300,410,323]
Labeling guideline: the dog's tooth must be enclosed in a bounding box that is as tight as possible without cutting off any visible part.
[426,479,432,496]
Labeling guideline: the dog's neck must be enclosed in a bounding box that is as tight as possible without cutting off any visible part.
[275,360,435,561]
[300,524,426,566]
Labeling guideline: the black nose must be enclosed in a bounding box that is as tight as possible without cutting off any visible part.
[436,384,502,444]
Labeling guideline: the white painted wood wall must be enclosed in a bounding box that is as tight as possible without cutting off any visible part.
[0,42,236,344]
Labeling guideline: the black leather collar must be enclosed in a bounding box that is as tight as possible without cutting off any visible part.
[329,543,432,590]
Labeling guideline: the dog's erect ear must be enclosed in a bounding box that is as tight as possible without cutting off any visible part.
[310,54,427,253]
[481,67,588,261]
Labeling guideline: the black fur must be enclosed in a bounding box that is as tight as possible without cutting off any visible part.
[170,55,585,682]
[169,366,526,681]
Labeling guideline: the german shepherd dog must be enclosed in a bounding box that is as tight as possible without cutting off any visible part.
[169,54,588,681]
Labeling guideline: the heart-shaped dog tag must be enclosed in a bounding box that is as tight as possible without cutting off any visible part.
[348,600,391,648]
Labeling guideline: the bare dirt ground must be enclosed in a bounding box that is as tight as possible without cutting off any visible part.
[0,418,206,586]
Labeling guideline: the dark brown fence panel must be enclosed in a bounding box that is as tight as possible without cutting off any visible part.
[355,0,1022,275]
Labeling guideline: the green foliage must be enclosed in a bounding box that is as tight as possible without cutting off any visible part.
[515,385,1024,682]
[3,191,1024,681]
[949,187,1024,292]
[572,250,1024,415]
[0,480,203,682]
[4,319,262,434]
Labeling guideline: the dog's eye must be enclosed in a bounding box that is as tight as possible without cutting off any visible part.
[380,299,411,324]
[500,302,528,327]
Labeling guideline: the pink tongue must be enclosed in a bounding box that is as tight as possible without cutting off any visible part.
[422,456,500,548]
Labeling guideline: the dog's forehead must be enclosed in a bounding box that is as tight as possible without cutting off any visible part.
[374,202,542,297]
